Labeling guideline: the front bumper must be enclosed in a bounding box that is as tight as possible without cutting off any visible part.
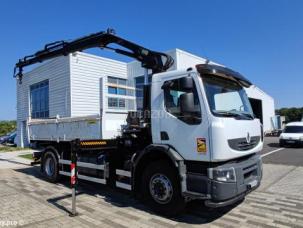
[280,139,303,146]
[185,154,262,207]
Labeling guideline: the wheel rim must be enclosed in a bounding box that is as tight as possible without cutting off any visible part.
[149,173,173,204]
[45,156,55,177]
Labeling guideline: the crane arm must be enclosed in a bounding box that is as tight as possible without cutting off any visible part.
[14,28,174,82]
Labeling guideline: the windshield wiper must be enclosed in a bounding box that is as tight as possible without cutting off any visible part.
[213,111,254,120]
[239,112,254,120]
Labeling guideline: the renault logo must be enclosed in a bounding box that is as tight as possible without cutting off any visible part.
[246,132,251,144]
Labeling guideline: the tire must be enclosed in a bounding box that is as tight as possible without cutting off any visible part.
[42,151,59,182]
[141,160,186,216]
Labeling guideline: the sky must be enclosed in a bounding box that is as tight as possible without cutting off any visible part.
[0,0,302,120]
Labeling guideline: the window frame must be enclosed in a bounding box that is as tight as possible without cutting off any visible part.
[30,80,49,119]
[201,74,254,119]
[163,76,202,125]
[135,75,152,110]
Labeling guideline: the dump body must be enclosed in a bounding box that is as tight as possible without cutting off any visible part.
[29,115,102,142]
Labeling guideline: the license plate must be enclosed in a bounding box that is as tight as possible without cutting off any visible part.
[286,140,295,144]
[248,179,258,188]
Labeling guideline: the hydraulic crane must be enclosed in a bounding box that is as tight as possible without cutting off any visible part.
[14,28,173,80]
[14,28,174,120]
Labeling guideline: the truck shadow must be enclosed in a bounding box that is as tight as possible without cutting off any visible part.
[267,142,281,148]
[267,142,303,149]
[14,166,237,225]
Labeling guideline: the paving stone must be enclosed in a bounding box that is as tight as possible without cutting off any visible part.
[0,162,303,227]
[267,166,303,197]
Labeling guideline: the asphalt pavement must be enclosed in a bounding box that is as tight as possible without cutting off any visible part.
[261,136,303,166]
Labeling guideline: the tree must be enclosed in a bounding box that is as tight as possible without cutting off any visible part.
[276,107,303,123]
[0,121,16,136]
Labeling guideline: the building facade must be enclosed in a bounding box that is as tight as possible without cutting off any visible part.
[16,52,135,147]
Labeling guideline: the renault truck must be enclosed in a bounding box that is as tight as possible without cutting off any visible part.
[14,29,263,215]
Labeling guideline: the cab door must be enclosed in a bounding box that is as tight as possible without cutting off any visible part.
[158,73,210,161]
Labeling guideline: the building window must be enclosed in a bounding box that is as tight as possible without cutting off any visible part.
[30,80,49,119]
[108,86,128,96]
[117,88,126,95]
[119,99,126,108]
[107,76,135,110]
[108,97,118,108]
[107,76,131,96]
[108,76,127,85]
[135,75,152,110]
[108,97,135,110]
[108,86,117,94]
[108,97,126,109]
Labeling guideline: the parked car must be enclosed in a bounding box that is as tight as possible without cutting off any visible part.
[279,122,303,147]
[0,131,17,146]
[0,135,6,141]
[0,134,10,144]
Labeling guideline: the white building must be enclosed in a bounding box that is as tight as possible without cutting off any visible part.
[128,49,275,133]
[245,86,275,133]
[16,49,275,147]
[16,52,135,147]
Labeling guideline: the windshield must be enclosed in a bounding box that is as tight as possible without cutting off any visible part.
[284,126,303,133]
[202,74,254,119]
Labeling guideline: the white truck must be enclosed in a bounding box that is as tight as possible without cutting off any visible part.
[14,29,263,215]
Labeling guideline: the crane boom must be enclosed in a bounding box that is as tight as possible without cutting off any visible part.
[14,28,174,82]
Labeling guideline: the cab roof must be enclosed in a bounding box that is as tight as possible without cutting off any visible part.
[196,64,252,87]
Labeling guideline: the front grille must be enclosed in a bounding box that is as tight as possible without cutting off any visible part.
[228,136,260,151]
[244,169,257,180]
[243,163,258,182]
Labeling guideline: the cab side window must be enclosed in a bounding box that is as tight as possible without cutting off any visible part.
[163,76,202,124]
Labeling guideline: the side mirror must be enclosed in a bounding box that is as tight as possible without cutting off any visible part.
[161,76,194,91]
[180,93,195,115]
[180,76,194,91]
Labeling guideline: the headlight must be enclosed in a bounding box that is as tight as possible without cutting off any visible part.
[300,136,303,141]
[208,167,236,182]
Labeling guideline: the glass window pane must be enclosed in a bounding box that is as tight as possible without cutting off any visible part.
[118,99,126,108]
[137,98,143,110]
[108,77,117,84]
[163,77,201,124]
[108,87,117,94]
[135,76,144,84]
[126,89,134,96]
[30,80,49,119]
[108,97,118,108]
[136,86,143,97]
[118,78,127,85]
[118,88,126,95]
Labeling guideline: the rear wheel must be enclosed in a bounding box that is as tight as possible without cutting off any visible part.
[42,151,59,182]
[141,160,185,216]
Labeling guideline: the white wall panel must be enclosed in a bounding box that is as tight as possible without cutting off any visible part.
[70,52,127,117]
[16,56,70,146]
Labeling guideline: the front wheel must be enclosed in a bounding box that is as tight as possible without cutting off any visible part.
[141,160,185,216]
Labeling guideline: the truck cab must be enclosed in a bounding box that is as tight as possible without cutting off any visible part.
[148,63,263,208]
